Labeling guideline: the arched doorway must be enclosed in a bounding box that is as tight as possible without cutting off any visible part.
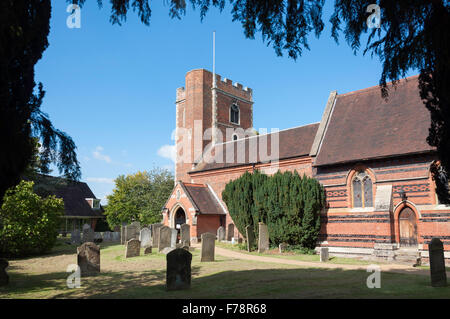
[174,207,186,231]
[398,207,418,247]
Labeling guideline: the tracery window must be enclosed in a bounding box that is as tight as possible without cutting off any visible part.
[352,171,373,208]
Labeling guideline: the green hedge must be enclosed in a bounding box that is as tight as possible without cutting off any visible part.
[222,170,325,249]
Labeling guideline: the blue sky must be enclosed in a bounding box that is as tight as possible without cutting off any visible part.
[35,1,416,203]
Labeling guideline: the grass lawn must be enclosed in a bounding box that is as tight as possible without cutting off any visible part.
[0,239,449,299]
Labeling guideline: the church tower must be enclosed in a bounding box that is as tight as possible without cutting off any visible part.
[175,69,254,182]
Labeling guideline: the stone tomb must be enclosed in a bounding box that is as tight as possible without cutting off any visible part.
[0,259,9,286]
[258,222,269,253]
[77,242,100,276]
[166,248,192,290]
[140,227,152,248]
[125,239,141,258]
[217,226,225,241]
[180,223,191,246]
[429,238,447,287]
[201,232,216,262]
[159,226,172,252]
[246,225,255,252]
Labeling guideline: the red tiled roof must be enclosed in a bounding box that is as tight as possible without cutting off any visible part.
[191,123,319,173]
[181,182,225,215]
[314,75,435,166]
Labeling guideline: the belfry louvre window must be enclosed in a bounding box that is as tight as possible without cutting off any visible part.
[352,171,373,208]
[230,103,239,124]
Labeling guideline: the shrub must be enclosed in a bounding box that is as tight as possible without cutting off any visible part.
[0,181,64,257]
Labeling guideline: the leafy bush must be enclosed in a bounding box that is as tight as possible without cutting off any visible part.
[222,170,325,249]
[0,181,64,257]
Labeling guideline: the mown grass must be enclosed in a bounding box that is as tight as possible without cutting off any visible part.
[0,239,449,299]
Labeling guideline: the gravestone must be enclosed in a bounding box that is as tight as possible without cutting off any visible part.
[227,223,234,241]
[140,227,152,248]
[159,226,172,252]
[166,248,192,291]
[217,226,225,241]
[71,229,81,245]
[246,225,255,252]
[120,222,127,244]
[124,223,139,242]
[279,243,288,253]
[180,224,191,246]
[125,239,141,258]
[0,259,9,286]
[153,223,163,249]
[144,246,152,254]
[170,228,178,248]
[258,222,269,253]
[130,221,141,237]
[320,247,329,262]
[77,242,100,276]
[429,238,447,287]
[201,232,216,262]
[162,247,176,255]
[82,226,95,243]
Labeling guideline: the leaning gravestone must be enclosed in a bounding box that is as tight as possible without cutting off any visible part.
[140,227,152,248]
[159,226,172,252]
[258,222,269,253]
[201,232,216,262]
[82,226,95,243]
[125,239,141,258]
[246,225,255,252]
[227,223,234,241]
[166,248,192,291]
[71,229,81,245]
[152,223,163,249]
[170,228,178,248]
[0,259,9,286]
[77,242,100,276]
[320,247,329,262]
[429,238,447,287]
[180,224,191,246]
[217,226,225,241]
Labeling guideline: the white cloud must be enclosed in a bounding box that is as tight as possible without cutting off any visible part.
[86,177,115,184]
[157,144,176,163]
[93,146,112,163]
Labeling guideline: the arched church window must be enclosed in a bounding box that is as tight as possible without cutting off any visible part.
[352,171,373,208]
[232,133,238,141]
[230,103,239,124]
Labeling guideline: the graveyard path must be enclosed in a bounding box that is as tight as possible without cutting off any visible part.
[194,244,435,276]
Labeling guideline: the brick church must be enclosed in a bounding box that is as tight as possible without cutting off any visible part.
[162,68,450,264]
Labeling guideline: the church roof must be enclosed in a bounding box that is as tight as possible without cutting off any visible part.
[191,123,319,173]
[314,75,435,166]
[180,182,226,215]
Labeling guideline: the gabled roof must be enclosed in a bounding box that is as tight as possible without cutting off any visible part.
[191,123,319,173]
[29,174,104,218]
[314,75,435,166]
[179,182,226,215]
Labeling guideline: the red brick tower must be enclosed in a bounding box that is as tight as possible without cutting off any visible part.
[175,69,253,182]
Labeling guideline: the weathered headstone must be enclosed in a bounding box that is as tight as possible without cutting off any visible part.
[77,242,100,276]
[166,248,192,290]
[162,247,176,255]
[279,242,288,253]
[320,247,329,262]
[159,226,172,252]
[180,223,191,246]
[130,221,141,238]
[144,246,152,254]
[258,222,269,253]
[152,223,163,249]
[170,228,178,248]
[82,226,95,243]
[71,229,81,245]
[217,226,225,241]
[246,225,255,252]
[201,232,216,262]
[125,239,141,258]
[227,223,234,241]
[140,227,152,248]
[0,259,9,286]
[124,223,138,243]
[429,238,447,287]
